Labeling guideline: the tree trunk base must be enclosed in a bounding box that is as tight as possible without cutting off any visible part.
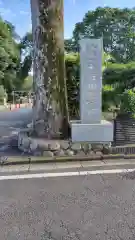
[28,118,71,140]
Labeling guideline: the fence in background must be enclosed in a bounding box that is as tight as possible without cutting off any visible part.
[9,102,33,111]
[113,113,135,146]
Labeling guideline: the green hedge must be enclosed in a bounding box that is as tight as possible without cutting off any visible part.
[65,53,135,119]
[65,53,80,119]
[120,89,135,117]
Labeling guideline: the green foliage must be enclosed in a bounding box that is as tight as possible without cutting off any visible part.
[17,31,33,82]
[0,85,7,104]
[65,52,135,118]
[72,7,135,63]
[103,61,135,91]
[0,16,21,94]
[65,53,80,118]
[6,7,135,118]
[120,89,135,116]
[18,55,32,82]
[22,75,33,91]
[64,39,76,52]
[19,32,78,78]
[102,85,115,111]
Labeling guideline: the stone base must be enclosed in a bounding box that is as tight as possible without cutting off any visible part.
[71,120,113,142]
[17,128,112,157]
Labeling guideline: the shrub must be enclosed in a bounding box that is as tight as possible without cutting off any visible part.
[65,53,135,119]
[120,89,135,117]
[65,53,80,119]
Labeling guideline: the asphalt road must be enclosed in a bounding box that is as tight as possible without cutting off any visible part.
[0,108,32,145]
[0,170,135,239]
[0,107,32,129]
[0,108,32,154]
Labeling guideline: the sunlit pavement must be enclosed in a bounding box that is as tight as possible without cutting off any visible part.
[0,164,135,239]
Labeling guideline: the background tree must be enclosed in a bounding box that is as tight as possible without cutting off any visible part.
[0,85,7,104]
[64,38,76,52]
[22,75,33,91]
[0,16,21,99]
[18,6,135,120]
[17,31,33,83]
[73,7,135,63]
[19,32,76,74]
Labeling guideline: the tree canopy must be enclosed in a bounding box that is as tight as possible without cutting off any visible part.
[1,6,135,116]
[71,7,135,63]
[0,16,21,96]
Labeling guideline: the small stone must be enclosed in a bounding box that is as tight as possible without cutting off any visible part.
[38,141,49,151]
[91,144,103,152]
[54,149,66,157]
[48,141,60,151]
[66,149,75,156]
[75,150,86,157]
[22,148,29,153]
[18,132,25,144]
[43,151,54,157]
[81,143,90,154]
[95,151,103,157]
[88,150,95,156]
[71,143,81,151]
[30,140,38,152]
[27,122,33,128]
[88,144,92,149]
[22,137,30,149]
[103,144,111,154]
[33,151,42,156]
[60,141,69,150]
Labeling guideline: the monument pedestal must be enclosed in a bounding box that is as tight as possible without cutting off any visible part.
[71,120,113,142]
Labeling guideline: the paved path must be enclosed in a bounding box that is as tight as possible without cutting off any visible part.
[0,107,32,126]
[0,108,32,155]
[0,163,135,239]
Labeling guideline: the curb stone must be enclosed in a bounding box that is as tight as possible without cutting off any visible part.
[1,154,135,165]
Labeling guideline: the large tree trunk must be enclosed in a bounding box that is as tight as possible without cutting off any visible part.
[30,0,69,139]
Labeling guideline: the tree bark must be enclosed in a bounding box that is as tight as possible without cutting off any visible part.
[30,0,69,139]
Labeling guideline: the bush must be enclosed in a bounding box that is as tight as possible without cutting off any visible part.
[0,85,7,104]
[120,89,135,116]
[65,53,135,119]
[103,61,135,90]
[65,53,80,119]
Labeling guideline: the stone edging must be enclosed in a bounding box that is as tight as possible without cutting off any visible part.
[18,128,112,158]
[15,128,135,166]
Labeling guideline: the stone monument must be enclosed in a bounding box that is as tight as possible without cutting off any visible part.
[17,34,113,156]
[71,38,113,142]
